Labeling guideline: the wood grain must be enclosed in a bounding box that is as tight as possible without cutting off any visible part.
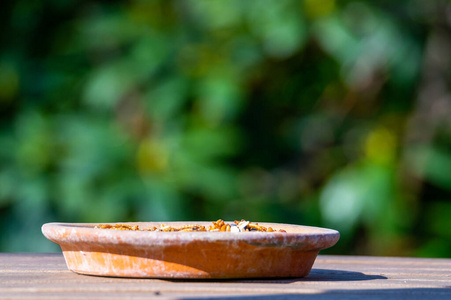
[1,253,450,299]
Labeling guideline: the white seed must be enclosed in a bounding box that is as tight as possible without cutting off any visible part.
[237,221,249,231]
[230,224,240,232]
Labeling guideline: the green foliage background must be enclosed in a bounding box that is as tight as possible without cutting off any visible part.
[1,0,450,256]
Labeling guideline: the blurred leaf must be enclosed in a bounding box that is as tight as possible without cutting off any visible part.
[408,146,451,190]
[145,76,188,122]
[57,115,131,179]
[188,0,243,30]
[77,12,144,51]
[196,71,243,125]
[364,127,397,165]
[304,0,336,18]
[138,180,184,221]
[0,59,20,102]
[0,169,17,207]
[137,138,169,174]
[320,162,393,234]
[247,0,307,58]
[313,2,421,88]
[181,126,240,161]
[426,201,451,239]
[15,112,54,175]
[84,32,169,110]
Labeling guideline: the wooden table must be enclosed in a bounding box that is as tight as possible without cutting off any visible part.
[1,253,450,299]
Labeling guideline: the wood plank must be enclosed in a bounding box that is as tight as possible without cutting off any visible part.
[1,253,450,299]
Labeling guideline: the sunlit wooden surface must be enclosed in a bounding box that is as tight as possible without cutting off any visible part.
[1,253,450,299]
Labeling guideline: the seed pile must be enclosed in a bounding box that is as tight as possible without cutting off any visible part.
[95,219,286,232]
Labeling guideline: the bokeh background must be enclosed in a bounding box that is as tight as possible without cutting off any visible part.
[1,0,450,256]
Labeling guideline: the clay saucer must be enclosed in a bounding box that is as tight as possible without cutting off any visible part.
[42,222,339,279]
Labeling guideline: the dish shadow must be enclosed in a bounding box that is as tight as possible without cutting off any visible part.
[303,268,387,282]
[170,268,386,283]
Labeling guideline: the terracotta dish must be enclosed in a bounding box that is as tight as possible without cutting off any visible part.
[42,221,339,279]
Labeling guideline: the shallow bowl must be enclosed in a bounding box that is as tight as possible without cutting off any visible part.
[42,222,339,279]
